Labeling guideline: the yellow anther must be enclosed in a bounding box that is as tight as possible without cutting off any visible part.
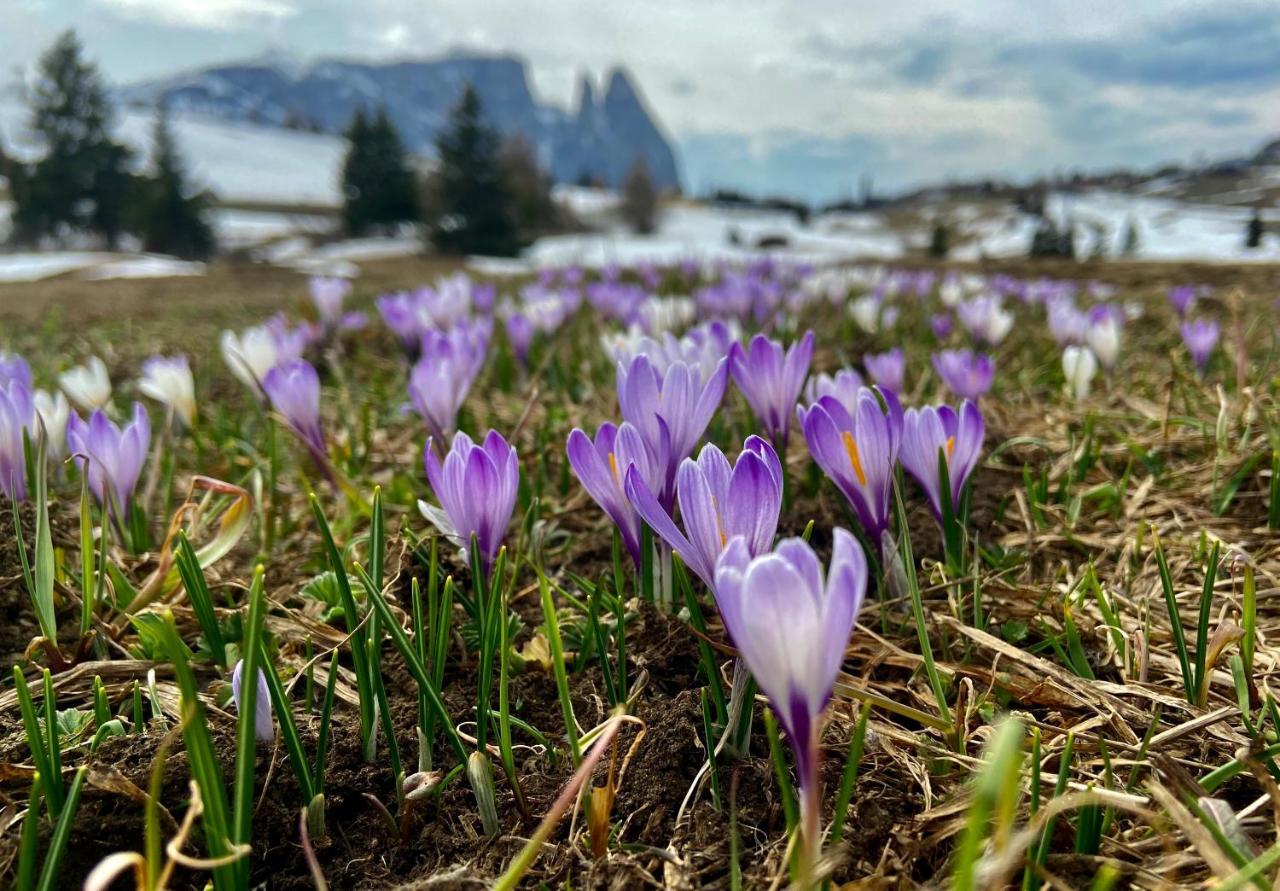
[841,431,868,486]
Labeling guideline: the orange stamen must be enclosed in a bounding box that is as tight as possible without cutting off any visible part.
[609,452,620,485]
[946,435,956,462]
[841,431,868,486]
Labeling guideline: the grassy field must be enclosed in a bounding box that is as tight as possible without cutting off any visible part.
[1,255,1278,889]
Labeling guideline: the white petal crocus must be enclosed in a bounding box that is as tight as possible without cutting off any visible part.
[849,295,881,334]
[59,356,111,412]
[33,389,70,462]
[1086,315,1122,369]
[138,355,196,427]
[220,326,279,392]
[1062,346,1098,401]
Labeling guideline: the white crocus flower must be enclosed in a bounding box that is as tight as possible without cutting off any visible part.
[59,356,112,412]
[138,355,197,427]
[1086,315,1122,369]
[1062,346,1098,401]
[33,389,70,461]
[220,326,279,392]
[637,296,695,336]
[849,294,881,334]
[939,278,964,307]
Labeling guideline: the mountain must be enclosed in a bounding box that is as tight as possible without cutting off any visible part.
[120,52,681,191]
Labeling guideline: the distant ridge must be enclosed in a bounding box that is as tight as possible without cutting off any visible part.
[120,53,681,191]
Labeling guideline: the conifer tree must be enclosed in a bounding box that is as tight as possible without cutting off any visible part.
[341,106,419,235]
[429,85,518,256]
[621,157,657,235]
[11,30,134,247]
[137,106,215,259]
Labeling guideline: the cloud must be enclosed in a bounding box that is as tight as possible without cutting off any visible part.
[93,0,297,30]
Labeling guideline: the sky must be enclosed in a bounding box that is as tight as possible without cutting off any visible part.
[6,0,1280,202]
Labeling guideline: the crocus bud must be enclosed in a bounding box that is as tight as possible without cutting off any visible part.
[1062,346,1098,401]
[230,658,274,743]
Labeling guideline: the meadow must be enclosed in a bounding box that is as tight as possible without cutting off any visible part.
[0,253,1278,890]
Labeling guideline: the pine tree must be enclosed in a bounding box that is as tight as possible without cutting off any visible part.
[11,30,134,248]
[928,219,950,258]
[429,85,518,256]
[1246,210,1264,249]
[499,134,558,242]
[621,157,657,235]
[137,106,215,259]
[340,107,372,234]
[341,106,419,236]
[1121,218,1140,256]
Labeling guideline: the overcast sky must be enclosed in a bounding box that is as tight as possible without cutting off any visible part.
[7,0,1280,201]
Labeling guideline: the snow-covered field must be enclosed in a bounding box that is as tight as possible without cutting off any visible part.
[0,97,345,208]
[0,251,202,282]
[515,201,905,272]
[1046,191,1280,263]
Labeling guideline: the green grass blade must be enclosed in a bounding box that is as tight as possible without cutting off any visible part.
[1193,540,1221,703]
[309,494,375,748]
[175,531,227,667]
[354,561,468,764]
[536,564,580,764]
[17,773,43,891]
[258,641,317,802]
[313,650,339,793]
[1153,532,1194,702]
[231,566,267,885]
[158,611,238,890]
[35,766,86,891]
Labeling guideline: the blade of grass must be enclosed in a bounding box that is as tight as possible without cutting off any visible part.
[35,766,87,891]
[231,566,267,886]
[1153,531,1194,703]
[536,563,580,765]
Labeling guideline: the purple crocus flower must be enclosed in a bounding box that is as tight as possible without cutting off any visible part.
[0,379,33,501]
[409,321,490,447]
[1046,298,1088,346]
[797,387,902,549]
[624,436,783,589]
[309,276,354,330]
[565,422,666,565]
[932,350,994,401]
[616,354,729,503]
[421,430,519,572]
[713,528,866,872]
[262,360,326,464]
[729,332,814,448]
[1181,318,1220,374]
[0,352,32,390]
[930,314,954,341]
[505,311,535,365]
[956,294,1013,346]
[864,348,905,394]
[803,368,864,418]
[1168,285,1196,317]
[66,403,151,518]
[899,401,985,520]
[231,658,274,742]
[377,291,423,352]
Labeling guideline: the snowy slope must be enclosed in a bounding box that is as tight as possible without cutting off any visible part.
[1047,191,1280,262]
[0,97,345,208]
